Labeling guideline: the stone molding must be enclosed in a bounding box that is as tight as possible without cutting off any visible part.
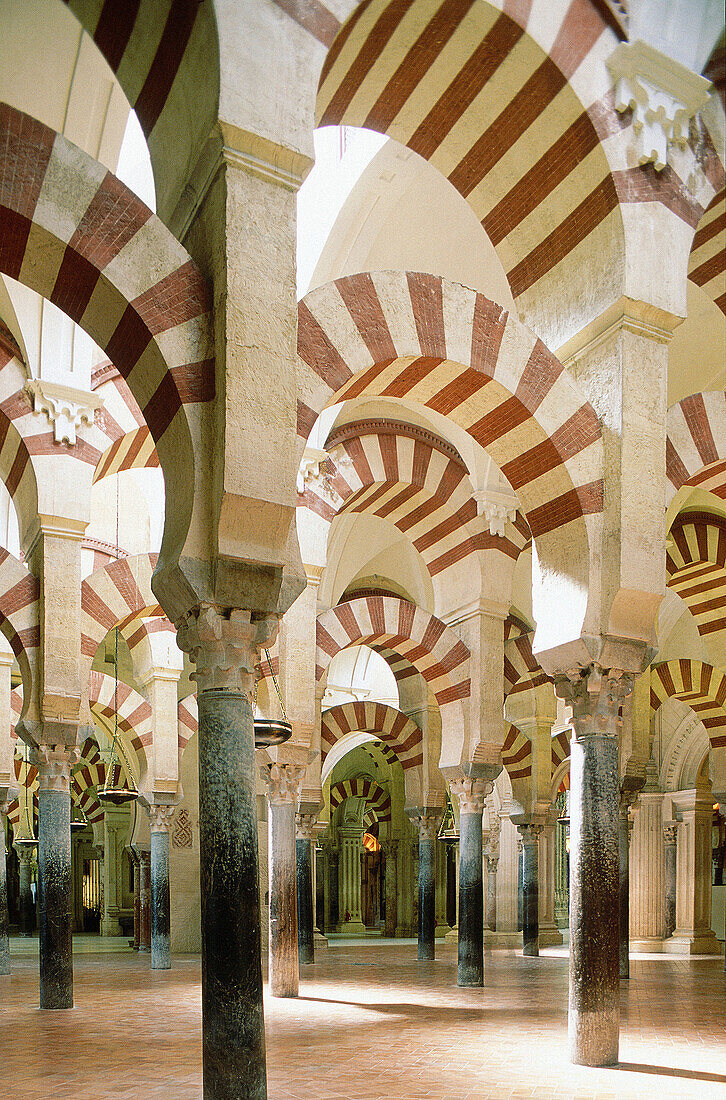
[608,39,712,171]
[325,419,466,468]
[555,666,634,741]
[146,804,176,833]
[176,605,278,694]
[263,762,306,806]
[35,745,80,794]
[25,378,103,445]
[450,776,491,815]
[295,812,317,841]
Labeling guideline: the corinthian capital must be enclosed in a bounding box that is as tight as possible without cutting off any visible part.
[146,803,176,833]
[262,762,306,806]
[408,809,441,840]
[555,665,633,741]
[175,605,279,693]
[35,744,80,794]
[450,777,491,815]
[295,812,317,841]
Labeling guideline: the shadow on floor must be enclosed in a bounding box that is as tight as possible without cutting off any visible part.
[615,1062,726,1084]
[298,996,558,1022]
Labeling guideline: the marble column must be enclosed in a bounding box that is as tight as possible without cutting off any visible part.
[130,850,140,949]
[315,842,325,937]
[629,783,666,950]
[666,790,720,954]
[0,803,10,974]
[554,808,570,928]
[295,813,316,966]
[538,820,563,946]
[410,811,441,961]
[451,779,489,986]
[557,668,632,1068]
[337,827,365,932]
[518,825,542,957]
[485,811,501,931]
[37,745,78,1010]
[263,763,305,996]
[383,840,398,938]
[328,847,339,930]
[138,851,151,952]
[177,608,278,1100]
[663,823,678,938]
[516,834,524,932]
[16,842,36,936]
[618,796,636,978]
[148,804,174,970]
[101,807,126,937]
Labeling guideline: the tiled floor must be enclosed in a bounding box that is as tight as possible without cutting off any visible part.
[2,935,725,1099]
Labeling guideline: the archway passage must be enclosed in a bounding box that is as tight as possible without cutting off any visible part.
[667,513,726,655]
[688,190,725,314]
[666,391,726,502]
[322,701,423,769]
[0,104,214,581]
[329,777,392,823]
[650,660,726,750]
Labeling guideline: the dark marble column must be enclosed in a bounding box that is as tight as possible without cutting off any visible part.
[485,811,501,931]
[328,848,339,930]
[558,668,632,1068]
[383,840,398,937]
[519,824,542,958]
[16,842,35,936]
[138,851,151,952]
[131,850,140,949]
[0,807,9,975]
[37,745,77,1009]
[451,779,488,986]
[315,842,325,936]
[410,810,440,961]
[295,813,315,966]
[618,797,635,979]
[663,822,678,938]
[148,805,174,970]
[517,835,524,932]
[263,762,305,997]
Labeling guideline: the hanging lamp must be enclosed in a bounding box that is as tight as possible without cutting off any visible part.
[99,472,138,806]
[254,648,292,747]
[437,788,459,845]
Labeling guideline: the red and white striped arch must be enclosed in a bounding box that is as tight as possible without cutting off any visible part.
[321,700,423,769]
[667,513,726,657]
[302,419,530,578]
[689,190,725,315]
[7,737,107,834]
[504,623,551,697]
[650,660,726,752]
[88,670,152,780]
[329,775,392,823]
[0,105,214,585]
[502,722,532,784]
[316,1,714,312]
[550,728,571,797]
[91,361,161,484]
[0,547,39,728]
[81,554,160,662]
[666,392,726,504]
[0,336,39,539]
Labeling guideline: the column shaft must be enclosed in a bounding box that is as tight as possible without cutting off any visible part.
[569,733,619,1066]
[268,800,298,996]
[0,836,8,974]
[198,689,266,1099]
[296,837,314,965]
[486,861,498,931]
[618,807,630,979]
[132,854,140,949]
[38,783,73,1009]
[384,843,398,938]
[17,850,35,936]
[328,850,339,929]
[664,831,677,937]
[521,832,540,957]
[150,827,171,970]
[418,831,436,961]
[139,853,151,952]
[458,811,484,985]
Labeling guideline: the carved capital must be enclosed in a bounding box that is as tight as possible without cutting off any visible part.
[295,811,318,841]
[25,378,103,445]
[146,803,176,833]
[663,822,679,846]
[14,841,36,863]
[263,762,306,806]
[35,744,80,793]
[555,665,633,741]
[450,776,491,815]
[473,488,518,536]
[409,809,441,841]
[175,605,279,694]
[518,823,543,845]
[381,839,399,858]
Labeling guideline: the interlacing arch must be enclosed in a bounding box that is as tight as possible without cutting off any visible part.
[302,418,530,579]
[321,701,423,769]
[0,333,39,541]
[0,104,214,586]
[81,554,161,662]
[667,513,726,655]
[0,546,39,727]
[317,1,714,310]
[504,615,551,697]
[666,391,726,503]
[299,271,603,639]
[650,660,726,751]
[329,776,392,824]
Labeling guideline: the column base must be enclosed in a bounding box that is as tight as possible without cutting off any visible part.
[336,920,367,935]
[664,930,723,955]
[484,930,523,948]
[538,922,564,947]
[100,918,123,937]
[630,936,668,952]
[313,931,329,950]
[444,926,458,943]
[435,923,451,939]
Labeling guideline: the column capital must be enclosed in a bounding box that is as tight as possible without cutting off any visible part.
[14,841,36,863]
[146,804,176,833]
[176,605,279,693]
[555,666,634,741]
[517,823,544,845]
[663,822,679,846]
[295,812,317,841]
[408,809,442,840]
[381,839,399,858]
[262,762,306,806]
[34,744,80,793]
[450,776,491,815]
